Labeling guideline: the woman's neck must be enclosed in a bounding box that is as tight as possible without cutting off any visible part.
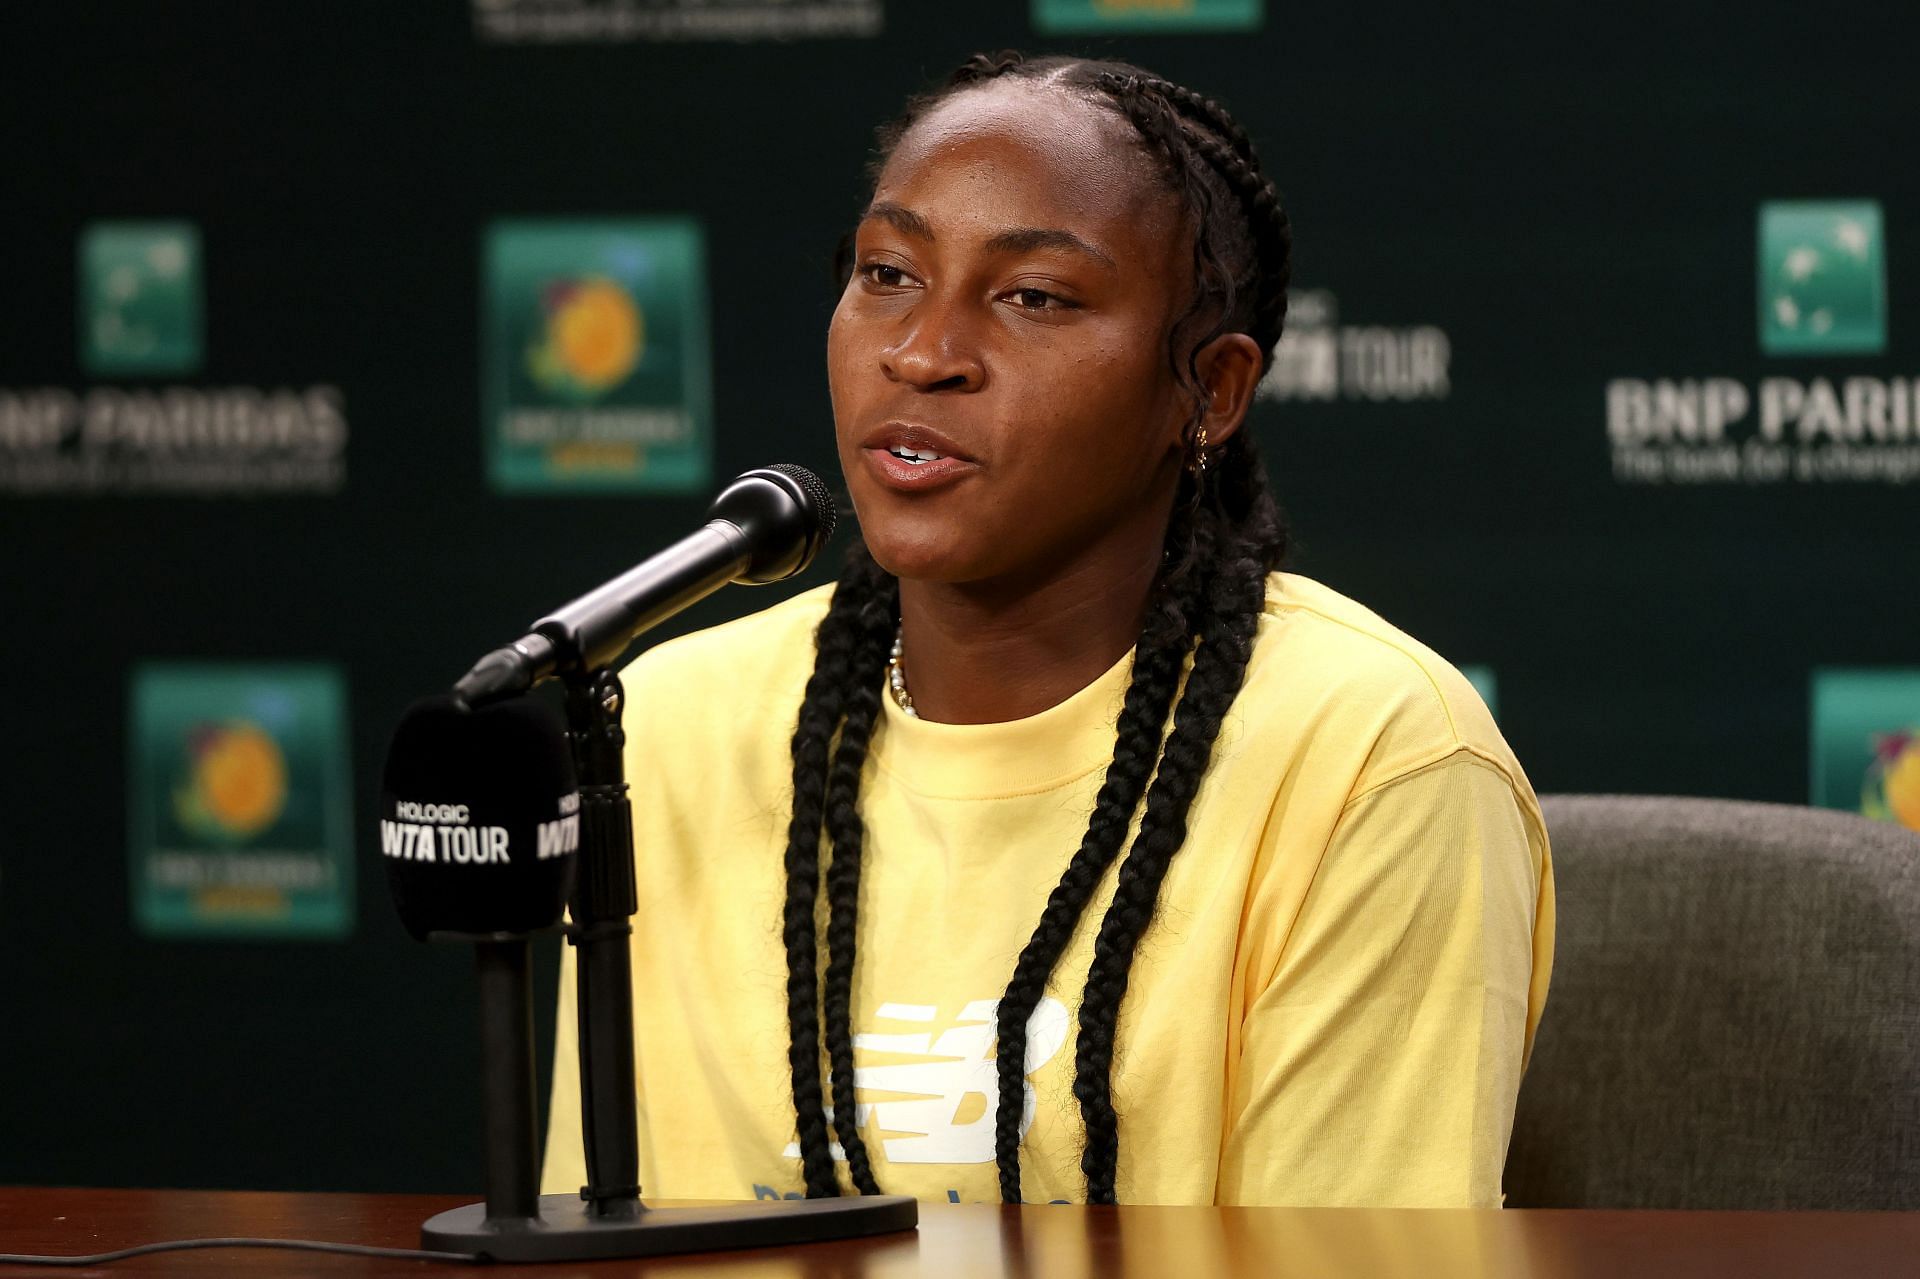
[894,532,1163,725]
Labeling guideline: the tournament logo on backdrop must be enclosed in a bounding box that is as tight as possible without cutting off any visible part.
[0,221,348,496]
[1809,669,1920,832]
[129,664,353,938]
[1032,0,1263,32]
[484,219,712,494]
[1758,202,1886,356]
[1606,198,1918,486]
[1257,289,1451,404]
[1864,734,1920,830]
[472,0,881,42]
[79,222,202,376]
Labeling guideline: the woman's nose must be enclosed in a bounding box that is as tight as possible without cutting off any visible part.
[880,293,985,392]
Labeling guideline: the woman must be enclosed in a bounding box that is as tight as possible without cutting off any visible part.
[543,51,1553,1208]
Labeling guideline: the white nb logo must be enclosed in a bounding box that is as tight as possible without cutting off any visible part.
[783,997,1069,1166]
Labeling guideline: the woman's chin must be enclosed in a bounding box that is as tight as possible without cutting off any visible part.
[857,524,990,585]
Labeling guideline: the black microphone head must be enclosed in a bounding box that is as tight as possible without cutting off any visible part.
[710,464,837,584]
[379,695,578,941]
[766,463,837,540]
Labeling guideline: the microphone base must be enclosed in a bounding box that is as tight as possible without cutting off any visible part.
[422,1192,917,1262]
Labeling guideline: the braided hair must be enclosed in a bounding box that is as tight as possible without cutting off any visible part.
[788,52,1293,1205]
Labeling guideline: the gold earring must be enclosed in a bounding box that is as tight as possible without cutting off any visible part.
[1189,424,1210,475]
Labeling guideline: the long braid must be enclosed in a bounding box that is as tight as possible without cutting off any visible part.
[819,557,898,1195]
[991,491,1213,1202]
[781,546,890,1197]
[1066,65,1292,1201]
[1072,524,1270,1202]
[783,51,1293,1204]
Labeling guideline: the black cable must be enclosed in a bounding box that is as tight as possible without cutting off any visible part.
[0,1236,487,1266]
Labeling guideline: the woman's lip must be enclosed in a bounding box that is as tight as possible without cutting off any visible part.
[862,446,978,492]
[860,423,976,463]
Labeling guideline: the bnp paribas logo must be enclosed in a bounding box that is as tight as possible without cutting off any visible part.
[483,219,712,494]
[1032,0,1262,33]
[1758,201,1886,356]
[129,664,354,939]
[79,221,203,376]
[1608,199,1908,487]
[1810,669,1920,833]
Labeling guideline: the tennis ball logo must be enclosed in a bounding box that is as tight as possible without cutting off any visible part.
[1863,731,1920,832]
[174,721,289,840]
[529,276,644,401]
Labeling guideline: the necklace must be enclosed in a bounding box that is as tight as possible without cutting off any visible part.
[887,624,917,718]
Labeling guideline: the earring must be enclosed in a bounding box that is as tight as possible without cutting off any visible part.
[1188,424,1210,476]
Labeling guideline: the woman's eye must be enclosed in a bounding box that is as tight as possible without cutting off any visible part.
[1007,286,1074,313]
[860,263,908,288]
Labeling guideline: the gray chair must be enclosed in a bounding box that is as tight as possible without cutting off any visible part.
[1502,795,1920,1209]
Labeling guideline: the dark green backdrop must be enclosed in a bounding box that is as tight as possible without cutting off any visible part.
[2,1,1915,1193]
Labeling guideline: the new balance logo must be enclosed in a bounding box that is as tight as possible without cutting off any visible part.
[784,997,1070,1165]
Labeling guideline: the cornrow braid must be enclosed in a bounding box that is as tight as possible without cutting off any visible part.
[1142,70,1292,331]
[1173,128,1290,357]
[1095,71,1293,379]
[1142,78,1260,168]
[1095,74,1239,432]
[1156,88,1292,362]
[782,51,1292,1205]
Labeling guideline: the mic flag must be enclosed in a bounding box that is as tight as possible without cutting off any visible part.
[380,695,578,941]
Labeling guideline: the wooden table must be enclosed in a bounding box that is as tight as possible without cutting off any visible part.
[3,1187,1917,1277]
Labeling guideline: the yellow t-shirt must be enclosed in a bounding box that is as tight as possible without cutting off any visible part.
[541,571,1553,1207]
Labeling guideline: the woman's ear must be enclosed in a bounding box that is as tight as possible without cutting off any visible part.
[1191,332,1266,450]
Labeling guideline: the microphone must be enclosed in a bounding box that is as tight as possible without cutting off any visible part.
[380,695,579,941]
[453,463,836,707]
[378,462,915,1259]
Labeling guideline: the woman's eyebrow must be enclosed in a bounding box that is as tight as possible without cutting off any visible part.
[864,201,935,241]
[982,226,1115,268]
[862,201,1115,268]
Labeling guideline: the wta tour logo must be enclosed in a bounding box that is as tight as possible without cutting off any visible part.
[129,664,354,938]
[1256,290,1452,405]
[483,220,712,494]
[1810,669,1920,833]
[1607,199,1915,486]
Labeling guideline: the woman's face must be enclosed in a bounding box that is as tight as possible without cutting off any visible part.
[828,82,1195,587]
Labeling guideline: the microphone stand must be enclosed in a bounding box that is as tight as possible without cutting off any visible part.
[419,663,916,1262]
[560,668,644,1221]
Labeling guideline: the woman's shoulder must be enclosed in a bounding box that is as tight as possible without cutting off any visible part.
[621,582,834,723]
[1243,571,1532,806]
